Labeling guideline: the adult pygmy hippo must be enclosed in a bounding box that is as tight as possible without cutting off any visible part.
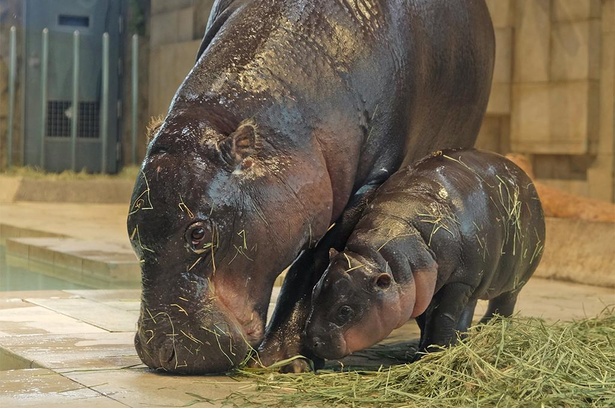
[306,149,546,360]
[127,0,494,374]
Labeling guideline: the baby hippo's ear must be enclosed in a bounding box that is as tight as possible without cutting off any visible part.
[219,122,260,167]
[373,273,392,290]
[328,248,339,260]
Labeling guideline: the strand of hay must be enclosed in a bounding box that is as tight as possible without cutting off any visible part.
[226,307,615,407]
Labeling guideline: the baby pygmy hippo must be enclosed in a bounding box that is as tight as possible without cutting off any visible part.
[305,149,545,360]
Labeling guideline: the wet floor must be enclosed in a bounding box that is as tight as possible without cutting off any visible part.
[0,278,613,407]
[0,202,614,407]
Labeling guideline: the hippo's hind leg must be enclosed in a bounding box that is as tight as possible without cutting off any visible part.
[479,291,519,324]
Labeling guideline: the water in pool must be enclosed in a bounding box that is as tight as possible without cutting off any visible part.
[0,246,92,291]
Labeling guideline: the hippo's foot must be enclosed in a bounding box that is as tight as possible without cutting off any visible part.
[248,354,317,373]
[248,299,325,373]
[247,342,325,373]
[410,347,437,363]
[410,343,451,363]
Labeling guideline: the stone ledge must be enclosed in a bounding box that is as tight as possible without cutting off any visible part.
[0,176,135,204]
[2,216,612,290]
[0,224,66,246]
[5,237,140,289]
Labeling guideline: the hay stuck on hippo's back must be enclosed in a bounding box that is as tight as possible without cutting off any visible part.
[305,148,545,361]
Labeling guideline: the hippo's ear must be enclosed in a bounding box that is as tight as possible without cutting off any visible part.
[146,115,164,142]
[219,123,260,167]
[372,273,392,290]
[328,248,339,260]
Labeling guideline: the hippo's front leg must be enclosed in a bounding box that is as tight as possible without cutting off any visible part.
[417,281,475,354]
[253,184,381,372]
[250,245,328,373]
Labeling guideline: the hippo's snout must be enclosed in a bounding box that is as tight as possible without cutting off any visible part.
[159,338,176,364]
[134,305,252,374]
[305,323,348,360]
[311,336,325,351]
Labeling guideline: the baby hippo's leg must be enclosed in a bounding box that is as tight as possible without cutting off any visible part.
[417,282,474,352]
[456,298,478,334]
[479,291,519,324]
[414,303,434,357]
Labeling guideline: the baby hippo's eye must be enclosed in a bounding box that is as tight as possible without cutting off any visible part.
[336,305,354,325]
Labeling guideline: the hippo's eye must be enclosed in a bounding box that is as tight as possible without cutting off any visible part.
[191,227,205,244]
[185,221,212,252]
[336,305,354,325]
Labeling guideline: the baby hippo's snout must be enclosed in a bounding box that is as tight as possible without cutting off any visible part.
[311,335,325,352]
[304,319,348,360]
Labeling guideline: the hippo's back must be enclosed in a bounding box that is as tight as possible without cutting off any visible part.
[368,149,545,298]
[183,0,495,191]
[426,150,545,299]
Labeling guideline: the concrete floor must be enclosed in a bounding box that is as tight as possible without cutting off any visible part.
[0,202,614,407]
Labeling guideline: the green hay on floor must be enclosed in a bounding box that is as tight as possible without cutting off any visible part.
[226,307,615,408]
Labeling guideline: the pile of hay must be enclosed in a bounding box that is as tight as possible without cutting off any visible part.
[228,308,615,407]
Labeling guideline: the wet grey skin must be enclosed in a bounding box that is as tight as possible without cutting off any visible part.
[127,0,495,374]
[306,149,545,361]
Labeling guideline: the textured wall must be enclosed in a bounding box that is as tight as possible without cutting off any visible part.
[477,0,614,202]
[147,0,214,121]
[3,0,613,202]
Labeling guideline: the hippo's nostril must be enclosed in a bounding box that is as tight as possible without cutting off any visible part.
[160,339,176,364]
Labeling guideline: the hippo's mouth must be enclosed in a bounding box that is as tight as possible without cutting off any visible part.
[134,300,259,374]
[215,288,265,347]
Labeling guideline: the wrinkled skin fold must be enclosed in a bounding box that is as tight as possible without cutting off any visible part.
[305,149,546,361]
[127,0,494,374]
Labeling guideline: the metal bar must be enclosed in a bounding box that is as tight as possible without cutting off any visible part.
[40,28,49,169]
[7,26,17,169]
[131,34,138,165]
[100,32,109,174]
[71,30,80,172]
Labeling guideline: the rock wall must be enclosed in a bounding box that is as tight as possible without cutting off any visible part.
[477,0,615,203]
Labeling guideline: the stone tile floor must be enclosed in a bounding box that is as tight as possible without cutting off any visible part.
[0,288,259,408]
[0,202,614,407]
[0,280,613,407]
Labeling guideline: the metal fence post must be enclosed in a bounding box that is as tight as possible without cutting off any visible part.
[7,26,17,169]
[71,30,80,172]
[101,32,109,174]
[131,33,138,165]
[40,28,49,169]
